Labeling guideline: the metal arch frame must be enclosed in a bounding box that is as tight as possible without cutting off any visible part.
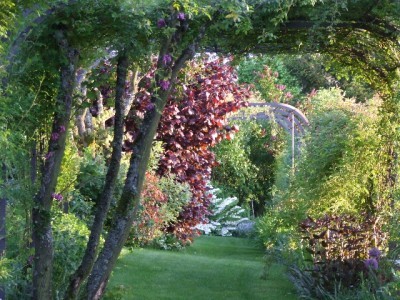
[230,102,310,170]
[231,102,309,138]
[247,102,309,137]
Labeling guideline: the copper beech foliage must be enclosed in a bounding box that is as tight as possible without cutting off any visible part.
[125,57,251,242]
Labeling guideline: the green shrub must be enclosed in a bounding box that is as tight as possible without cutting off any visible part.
[238,55,303,102]
[3,210,90,299]
[212,120,283,216]
[75,148,107,206]
[52,212,90,299]
[258,88,386,250]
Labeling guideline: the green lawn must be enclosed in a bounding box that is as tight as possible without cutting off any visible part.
[106,236,297,300]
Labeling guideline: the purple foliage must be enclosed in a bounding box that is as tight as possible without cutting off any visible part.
[285,92,293,99]
[276,84,286,91]
[45,151,54,160]
[146,103,155,111]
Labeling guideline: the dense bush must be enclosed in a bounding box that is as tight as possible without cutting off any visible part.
[74,149,107,208]
[3,210,91,299]
[298,213,388,292]
[52,212,91,299]
[238,55,302,103]
[129,172,168,246]
[238,54,375,104]
[129,172,191,247]
[212,120,283,216]
[256,88,400,298]
[257,88,386,250]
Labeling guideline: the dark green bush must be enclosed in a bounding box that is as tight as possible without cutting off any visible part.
[52,212,90,299]
[212,120,283,216]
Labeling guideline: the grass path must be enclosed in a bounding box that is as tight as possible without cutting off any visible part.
[106,236,297,300]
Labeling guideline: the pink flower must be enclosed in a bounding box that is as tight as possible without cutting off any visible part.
[58,125,66,133]
[308,88,317,98]
[276,84,286,91]
[159,80,170,91]
[157,19,167,28]
[285,92,293,99]
[51,132,60,141]
[162,54,172,66]
[177,12,185,21]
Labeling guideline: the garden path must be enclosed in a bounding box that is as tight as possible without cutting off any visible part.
[106,236,297,299]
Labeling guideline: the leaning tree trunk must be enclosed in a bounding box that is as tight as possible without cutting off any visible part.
[85,92,167,299]
[64,52,129,300]
[85,25,206,300]
[32,29,79,300]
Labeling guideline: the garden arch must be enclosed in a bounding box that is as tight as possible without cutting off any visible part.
[231,102,309,168]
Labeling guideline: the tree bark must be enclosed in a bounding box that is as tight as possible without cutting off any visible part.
[32,29,79,300]
[64,52,129,300]
[75,69,88,145]
[85,95,165,299]
[30,141,37,185]
[124,68,139,116]
[85,25,206,299]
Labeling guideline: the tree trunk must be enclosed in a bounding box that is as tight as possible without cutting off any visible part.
[75,69,88,145]
[85,26,205,299]
[32,29,79,300]
[85,89,167,300]
[30,141,37,185]
[64,52,129,300]
[84,108,93,136]
[124,68,139,116]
